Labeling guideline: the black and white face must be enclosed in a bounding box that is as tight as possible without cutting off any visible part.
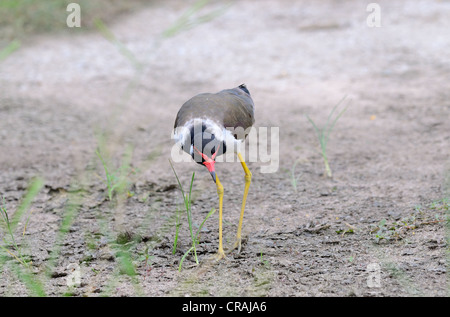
[187,122,226,164]
[191,136,225,165]
[190,136,224,183]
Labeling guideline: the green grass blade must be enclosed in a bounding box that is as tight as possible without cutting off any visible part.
[14,265,46,297]
[162,0,231,38]
[0,40,20,62]
[305,96,349,178]
[163,0,210,37]
[325,106,348,147]
[186,172,198,263]
[187,172,195,221]
[96,149,113,200]
[195,208,216,242]
[94,18,141,70]
[324,97,342,132]
[324,95,348,146]
[10,177,44,232]
[169,160,200,264]
[305,114,322,142]
[45,189,83,276]
[0,245,26,266]
[290,159,302,192]
[96,145,133,201]
[172,205,181,254]
[169,159,186,201]
[178,246,194,272]
[0,197,13,241]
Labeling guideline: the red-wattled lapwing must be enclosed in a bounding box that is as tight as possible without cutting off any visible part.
[173,84,254,260]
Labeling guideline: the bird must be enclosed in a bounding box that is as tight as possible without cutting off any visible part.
[173,84,255,260]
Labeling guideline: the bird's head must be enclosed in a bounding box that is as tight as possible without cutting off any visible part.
[192,144,220,182]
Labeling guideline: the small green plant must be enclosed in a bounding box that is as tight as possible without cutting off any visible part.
[370,202,448,244]
[1,178,47,296]
[96,146,133,201]
[0,177,44,267]
[260,251,270,268]
[96,149,117,200]
[336,227,355,236]
[140,244,154,277]
[430,197,449,211]
[373,217,420,242]
[372,218,390,243]
[169,160,216,271]
[306,96,349,178]
[178,207,216,271]
[0,196,28,267]
[173,205,181,255]
[290,159,303,192]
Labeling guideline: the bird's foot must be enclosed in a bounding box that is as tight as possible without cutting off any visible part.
[226,237,245,255]
[232,238,242,254]
[210,249,227,262]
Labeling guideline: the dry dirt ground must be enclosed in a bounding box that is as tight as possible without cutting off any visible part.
[0,0,449,297]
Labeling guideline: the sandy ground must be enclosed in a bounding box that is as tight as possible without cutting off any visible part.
[0,0,449,296]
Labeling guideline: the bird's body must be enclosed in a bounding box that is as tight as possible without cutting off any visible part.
[173,84,255,260]
[174,85,254,137]
[174,85,254,162]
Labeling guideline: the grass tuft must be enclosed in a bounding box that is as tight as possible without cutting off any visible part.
[370,198,448,243]
[290,159,303,192]
[0,0,149,45]
[306,96,349,178]
[1,178,46,296]
[96,146,133,201]
[162,0,231,38]
[1,177,44,267]
[169,160,216,271]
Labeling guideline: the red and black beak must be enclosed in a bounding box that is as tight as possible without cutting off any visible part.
[193,145,219,183]
[204,161,216,182]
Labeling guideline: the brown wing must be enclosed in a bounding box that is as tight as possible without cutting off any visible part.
[174,86,255,141]
[218,87,255,134]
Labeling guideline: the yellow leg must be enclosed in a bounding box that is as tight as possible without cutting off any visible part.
[214,175,226,260]
[233,152,252,253]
